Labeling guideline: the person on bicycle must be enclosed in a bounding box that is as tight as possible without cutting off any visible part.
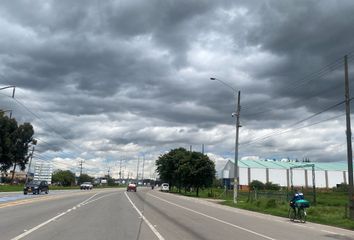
[290,189,304,215]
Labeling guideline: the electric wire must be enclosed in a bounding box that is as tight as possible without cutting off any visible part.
[241,100,346,146]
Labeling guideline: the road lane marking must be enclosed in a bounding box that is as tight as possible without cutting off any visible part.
[81,192,117,206]
[10,211,68,240]
[148,193,277,240]
[10,191,114,240]
[125,192,165,240]
[0,191,101,209]
[78,192,99,206]
[153,192,354,238]
[321,230,343,235]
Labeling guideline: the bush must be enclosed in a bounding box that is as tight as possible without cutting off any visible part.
[265,199,277,208]
[264,182,281,191]
[333,183,349,192]
[250,180,265,190]
[0,177,12,184]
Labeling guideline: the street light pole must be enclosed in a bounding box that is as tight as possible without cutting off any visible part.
[0,85,16,98]
[234,90,241,204]
[0,109,12,119]
[210,78,241,204]
[0,86,16,118]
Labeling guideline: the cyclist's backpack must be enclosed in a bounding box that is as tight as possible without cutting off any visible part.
[295,199,310,208]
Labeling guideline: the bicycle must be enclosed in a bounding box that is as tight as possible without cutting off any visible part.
[288,205,307,223]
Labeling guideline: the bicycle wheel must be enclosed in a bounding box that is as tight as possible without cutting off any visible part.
[298,208,306,223]
[288,207,295,221]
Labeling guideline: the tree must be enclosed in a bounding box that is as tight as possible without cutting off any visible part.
[10,123,35,182]
[77,173,94,185]
[156,148,188,189]
[0,113,34,182]
[104,175,116,186]
[156,148,216,196]
[264,181,281,191]
[249,180,265,190]
[52,170,76,186]
[186,151,215,197]
[0,113,17,173]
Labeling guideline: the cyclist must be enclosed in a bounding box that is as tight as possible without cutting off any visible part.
[290,189,304,216]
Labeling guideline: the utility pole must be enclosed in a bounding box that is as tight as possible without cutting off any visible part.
[234,90,241,204]
[119,158,122,182]
[142,155,145,185]
[344,55,354,219]
[25,146,35,185]
[190,145,192,152]
[136,157,140,182]
[202,144,204,154]
[210,77,241,204]
[79,160,84,176]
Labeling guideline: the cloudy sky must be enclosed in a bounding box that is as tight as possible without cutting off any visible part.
[1,0,354,178]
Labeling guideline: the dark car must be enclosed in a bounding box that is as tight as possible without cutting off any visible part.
[24,180,49,195]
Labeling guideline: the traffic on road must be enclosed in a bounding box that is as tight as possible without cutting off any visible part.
[1,187,354,240]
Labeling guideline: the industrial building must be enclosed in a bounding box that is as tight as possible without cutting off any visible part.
[33,161,53,184]
[221,159,348,189]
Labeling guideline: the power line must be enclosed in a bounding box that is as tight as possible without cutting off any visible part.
[242,100,346,146]
[1,90,98,162]
[241,51,354,116]
[243,60,345,116]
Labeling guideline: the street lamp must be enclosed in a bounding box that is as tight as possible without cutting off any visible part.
[0,86,16,118]
[0,85,16,98]
[0,109,12,119]
[210,77,241,204]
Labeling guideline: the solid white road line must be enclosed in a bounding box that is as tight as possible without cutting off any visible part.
[10,191,114,240]
[81,192,117,206]
[124,191,165,240]
[148,193,277,240]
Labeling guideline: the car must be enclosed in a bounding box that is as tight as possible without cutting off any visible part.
[80,182,93,190]
[161,183,169,192]
[127,183,137,192]
[24,180,49,195]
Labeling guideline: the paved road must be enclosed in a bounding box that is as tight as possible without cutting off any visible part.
[1,188,354,240]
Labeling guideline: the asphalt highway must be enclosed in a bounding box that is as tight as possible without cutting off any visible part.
[1,188,354,240]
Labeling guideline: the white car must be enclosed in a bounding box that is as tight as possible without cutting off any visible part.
[161,183,169,192]
[80,182,93,190]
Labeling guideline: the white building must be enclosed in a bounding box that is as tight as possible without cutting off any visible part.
[33,161,53,184]
[221,159,348,189]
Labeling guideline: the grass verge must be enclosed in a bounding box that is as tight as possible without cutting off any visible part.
[171,187,354,230]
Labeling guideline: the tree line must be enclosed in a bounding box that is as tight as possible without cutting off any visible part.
[52,170,118,186]
[52,170,94,186]
[0,112,35,182]
[156,148,216,196]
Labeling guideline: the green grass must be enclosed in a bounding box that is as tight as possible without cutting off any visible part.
[0,184,24,192]
[171,187,354,230]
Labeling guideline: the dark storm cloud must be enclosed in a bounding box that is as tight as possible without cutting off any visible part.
[238,0,354,116]
[1,0,354,171]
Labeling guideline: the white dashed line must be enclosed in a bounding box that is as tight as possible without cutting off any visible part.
[10,191,113,240]
[125,192,165,240]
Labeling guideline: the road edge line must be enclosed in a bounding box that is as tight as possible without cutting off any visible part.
[10,192,100,240]
[148,193,277,240]
[124,191,165,240]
